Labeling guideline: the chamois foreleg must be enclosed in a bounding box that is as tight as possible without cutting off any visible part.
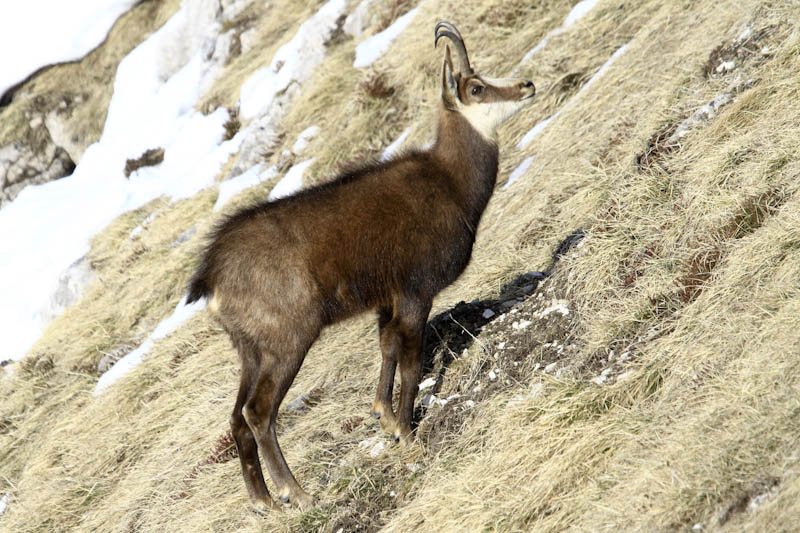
[392,297,431,444]
[242,338,316,510]
[230,338,277,513]
[372,306,399,435]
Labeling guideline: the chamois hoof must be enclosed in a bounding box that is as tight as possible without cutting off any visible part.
[277,488,315,510]
[392,427,413,446]
[250,498,280,515]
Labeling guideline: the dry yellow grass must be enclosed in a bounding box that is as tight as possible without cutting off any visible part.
[2,0,800,532]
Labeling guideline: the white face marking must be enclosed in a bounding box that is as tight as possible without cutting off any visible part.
[456,76,530,140]
[459,96,524,140]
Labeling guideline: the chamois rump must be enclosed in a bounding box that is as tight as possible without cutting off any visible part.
[186,21,536,512]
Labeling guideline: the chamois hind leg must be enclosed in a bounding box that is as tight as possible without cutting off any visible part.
[392,297,432,445]
[230,346,279,513]
[243,341,315,510]
[372,306,399,435]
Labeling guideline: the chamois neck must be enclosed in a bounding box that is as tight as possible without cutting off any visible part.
[431,106,500,212]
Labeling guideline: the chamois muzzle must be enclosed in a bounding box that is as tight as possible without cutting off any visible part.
[434,21,473,75]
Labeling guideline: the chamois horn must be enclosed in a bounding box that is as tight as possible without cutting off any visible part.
[434,21,473,75]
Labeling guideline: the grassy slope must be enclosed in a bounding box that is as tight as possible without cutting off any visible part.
[2,0,799,531]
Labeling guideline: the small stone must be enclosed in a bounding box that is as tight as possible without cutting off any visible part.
[29,116,43,129]
[482,308,495,319]
[497,341,506,350]
[285,393,311,413]
[418,377,437,390]
[716,60,735,73]
[464,400,475,409]
[406,463,422,473]
[488,369,497,381]
[369,441,385,457]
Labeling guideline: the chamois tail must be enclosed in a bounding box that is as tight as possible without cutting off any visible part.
[186,258,212,304]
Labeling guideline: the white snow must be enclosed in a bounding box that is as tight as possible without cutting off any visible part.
[517,117,553,149]
[239,0,347,120]
[214,164,279,210]
[503,155,535,189]
[0,4,243,363]
[0,0,139,98]
[538,300,571,318]
[292,125,321,154]
[353,7,420,68]
[520,0,600,64]
[268,159,315,201]
[418,376,437,390]
[517,42,630,149]
[381,127,411,161]
[94,295,206,396]
[344,0,376,39]
[358,436,386,457]
[0,493,7,515]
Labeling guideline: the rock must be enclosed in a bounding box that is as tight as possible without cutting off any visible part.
[285,392,312,413]
[39,255,96,325]
[171,225,197,247]
[220,0,253,23]
[45,109,87,164]
[0,140,75,206]
[421,393,437,408]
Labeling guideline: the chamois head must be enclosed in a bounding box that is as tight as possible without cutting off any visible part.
[435,21,535,140]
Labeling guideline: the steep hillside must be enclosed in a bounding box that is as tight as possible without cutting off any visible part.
[1,0,799,531]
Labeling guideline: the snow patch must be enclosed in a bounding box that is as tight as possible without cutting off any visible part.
[517,42,630,149]
[94,296,206,396]
[419,376,437,390]
[520,0,600,63]
[381,127,411,161]
[503,155,535,189]
[292,125,321,154]
[239,0,347,120]
[0,493,7,515]
[0,4,241,363]
[214,164,279,210]
[0,0,139,97]
[517,117,553,149]
[353,7,420,68]
[268,159,315,201]
[344,0,376,39]
[538,300,570,318]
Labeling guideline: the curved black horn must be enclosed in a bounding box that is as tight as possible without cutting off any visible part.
[434,21,472,74]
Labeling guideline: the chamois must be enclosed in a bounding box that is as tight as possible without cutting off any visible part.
[186,21,536,512]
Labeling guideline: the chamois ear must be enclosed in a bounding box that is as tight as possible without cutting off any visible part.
[441,45,459,108]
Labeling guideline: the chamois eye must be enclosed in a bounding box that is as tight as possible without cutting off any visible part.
[471,85,485,96]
